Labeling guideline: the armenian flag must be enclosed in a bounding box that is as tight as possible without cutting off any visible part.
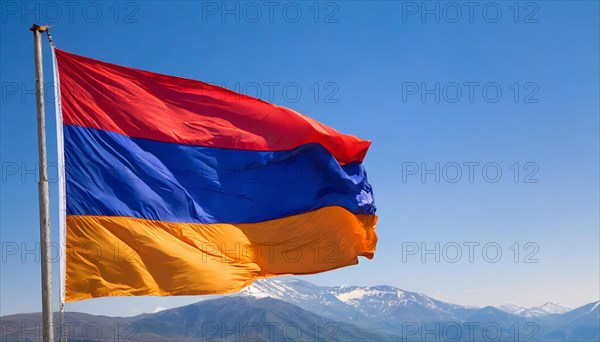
[54,49,377,302]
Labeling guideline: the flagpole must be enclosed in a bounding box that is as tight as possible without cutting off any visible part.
[31,23,54,342]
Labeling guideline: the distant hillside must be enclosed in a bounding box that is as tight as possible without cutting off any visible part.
[0,297,392,342]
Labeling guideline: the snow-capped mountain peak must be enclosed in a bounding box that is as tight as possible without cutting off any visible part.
[498,303,524,313]
[538,302,573,314]
[239,278,321,300]
[498,301,573,317]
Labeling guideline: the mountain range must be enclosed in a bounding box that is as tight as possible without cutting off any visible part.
[2,278,598,341]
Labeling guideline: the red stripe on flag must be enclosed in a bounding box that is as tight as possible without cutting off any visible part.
[56,49,371,164]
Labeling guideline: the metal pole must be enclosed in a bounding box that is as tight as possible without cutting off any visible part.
[31,23,54,342]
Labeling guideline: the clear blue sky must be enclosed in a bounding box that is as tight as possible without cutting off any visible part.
[1,1,598,316]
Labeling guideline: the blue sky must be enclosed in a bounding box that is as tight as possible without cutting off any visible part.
[0,1,598,316]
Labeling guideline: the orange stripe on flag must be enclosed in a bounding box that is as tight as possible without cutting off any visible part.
[65,206,377,302]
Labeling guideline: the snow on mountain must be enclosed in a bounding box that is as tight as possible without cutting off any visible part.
[330,284,474,321]
[515,307,551,317]
[239,277,342,305]
[238,277,474,331]
[498,302,573,317]
[335,287,388,305]
[498,303,525,313]
[538,302,573,314]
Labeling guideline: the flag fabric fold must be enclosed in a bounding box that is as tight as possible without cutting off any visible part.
[55,49,377,302]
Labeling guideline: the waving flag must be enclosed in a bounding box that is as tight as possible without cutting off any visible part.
[55,49,377,302]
